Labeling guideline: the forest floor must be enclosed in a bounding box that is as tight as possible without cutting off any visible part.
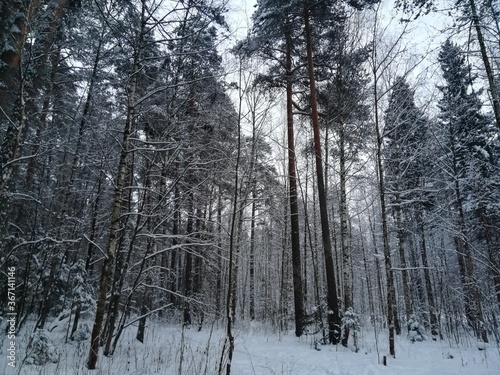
[1,318,499,375]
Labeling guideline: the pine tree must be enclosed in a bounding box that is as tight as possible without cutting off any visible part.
[316,19,371,346]
[251,0,306,338]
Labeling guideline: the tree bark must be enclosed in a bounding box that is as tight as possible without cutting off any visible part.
[416,211,438,338]
[338,115,351,347]
[372,60,396,358]
[303,3,341,344]
[394,192,411,322]
[450,146,488,343]
[86,0,145,369]
[285,27,305,337]
[249,188,257,321]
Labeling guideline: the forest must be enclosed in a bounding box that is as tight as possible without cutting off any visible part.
[0,0,499,374]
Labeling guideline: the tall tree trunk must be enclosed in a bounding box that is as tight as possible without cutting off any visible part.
[215,189,223,318]
[338,117,352,347]
[416,211,438,338]
[249,188,256,321]
[86,0,145,369]
[303,3,341,345]
[372,62,397,358]
[285,28,305,337]
[219,54,243,375]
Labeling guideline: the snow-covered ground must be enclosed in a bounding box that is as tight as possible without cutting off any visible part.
[1,319,499,375]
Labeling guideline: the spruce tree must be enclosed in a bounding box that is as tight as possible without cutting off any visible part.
[384,77,439,338]
[437,39,491,343]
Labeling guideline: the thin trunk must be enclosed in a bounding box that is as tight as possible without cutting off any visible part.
[102,153,136,354]
[136,275,152,343]
[286,28,305,337]
[451,138,488,343]
[360,228,375,326]
[194,207,204,330]
[170,185,180,306]
[249,188,256,321]
[298,159,323,321]
[25,47,61,189]
[85,167,105,272]
[183,192,194,326]
[478,207,500,310]
[373,61,396,358]
[417,211,438,338]
[86,0,145,369]
[394,192,411,322]
[215,189,223,317]
[219,56,243,375]
[303,3,341,344]
[339,118,351,347]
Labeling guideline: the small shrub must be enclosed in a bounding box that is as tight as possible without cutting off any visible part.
[407,315,425,343]
[25,329,59,365]
[72,323,91,342]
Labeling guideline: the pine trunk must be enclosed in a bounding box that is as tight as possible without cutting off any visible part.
[286,28,305,337]
[303,4,341,344]
[373,62,396,358]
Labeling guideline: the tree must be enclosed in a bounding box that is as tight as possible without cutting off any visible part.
[87,0,148,368]
[384,77,439,338]
[251,0,306,338]
[436,39,492,343]
[316,14,372,346]
[396,0,500,130]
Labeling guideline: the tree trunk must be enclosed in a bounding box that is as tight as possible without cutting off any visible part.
[478,207,500,310]
[338,116,352,347]
[249,188,257,321]
[394,192,411,322]
[373,63,396,358]
[183,191,194,327]
[0,0,40,119]
[169,184,180,306]
[86,0,145,368]
[416,210,438,338]
[136,276,152,343]
[285,28,305,337]
[219,54,244,375]
[215,189,223,318]
[303,3,341,344]
[450,139,488,343]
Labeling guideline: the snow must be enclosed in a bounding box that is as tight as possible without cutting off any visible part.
[1,319,499,375]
